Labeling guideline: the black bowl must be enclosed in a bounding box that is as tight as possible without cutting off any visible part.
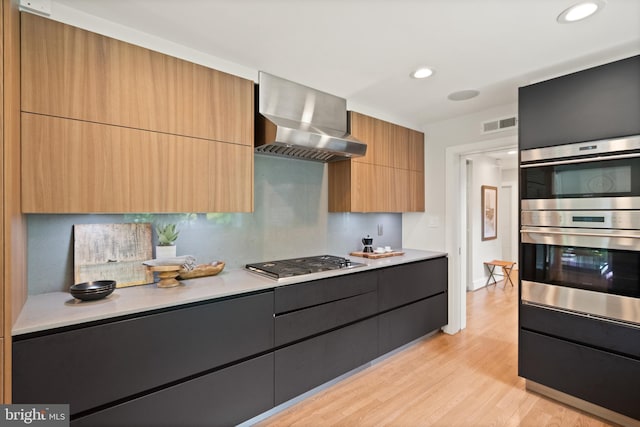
[70,280,116,301]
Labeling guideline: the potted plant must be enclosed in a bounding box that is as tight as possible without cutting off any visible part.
[155,223,179,259]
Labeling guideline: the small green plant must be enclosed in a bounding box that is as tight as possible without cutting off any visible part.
[156,223,179,246]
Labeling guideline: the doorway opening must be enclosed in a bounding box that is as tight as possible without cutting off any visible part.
[443,136,518,334]
[464,148,518,291]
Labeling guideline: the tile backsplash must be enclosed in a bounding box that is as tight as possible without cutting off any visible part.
[27,156,402,294]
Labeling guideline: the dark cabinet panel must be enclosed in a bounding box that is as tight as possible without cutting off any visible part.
[274,270,377,314]
[519,55,640,150]
[520,304,640,359]
[72,353,274,427]
[13,291,274,415]
[519,330,640,420]
[14,259,450,426]
[274,317,378,405]
[275,291,377,346]
[378,257,448,312]
[378,292,447,356]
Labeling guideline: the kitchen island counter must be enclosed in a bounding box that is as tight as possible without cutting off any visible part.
[13,249,446,335]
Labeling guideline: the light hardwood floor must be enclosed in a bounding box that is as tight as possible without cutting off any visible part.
[259,275,615,426]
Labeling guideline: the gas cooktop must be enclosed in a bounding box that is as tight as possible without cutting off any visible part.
[245,255,366,280]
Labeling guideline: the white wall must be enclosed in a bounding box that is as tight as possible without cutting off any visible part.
[403,103,518,252]
[403,103,518,334]
[501,168,519,264]
[466,154,502,291]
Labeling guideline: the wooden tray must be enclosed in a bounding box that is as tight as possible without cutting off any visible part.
[178,262,225,280]
[350,251,405,259]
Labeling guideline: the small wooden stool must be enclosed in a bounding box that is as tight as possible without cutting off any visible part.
[484,260,516,287]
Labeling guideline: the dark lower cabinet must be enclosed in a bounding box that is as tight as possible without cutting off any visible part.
[520,304,640,359]
[13,291,274,416]
[378,292,447,356]
[72,353,274,427]
[275,270,377,314]
[519,330,640,420]
[274,257,448,406]
[13,257,449,425]
[519,303,640,420]
[275,290,377,346]
[274,271,378,347]
[274,317,378,405]
[378,257,447,312]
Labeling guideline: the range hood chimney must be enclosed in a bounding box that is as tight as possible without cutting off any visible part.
[255,72,366,162]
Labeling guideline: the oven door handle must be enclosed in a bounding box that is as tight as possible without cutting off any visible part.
[520,151,640,168]
[520,229,640,239]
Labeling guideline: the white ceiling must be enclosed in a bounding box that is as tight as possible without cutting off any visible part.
[52,0,640,128]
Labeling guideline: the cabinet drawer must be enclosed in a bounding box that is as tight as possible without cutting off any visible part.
[13,291,274,415]
[72,353,274,427]
[275,291,377,346]
[520,303,640,359]
[274,270,377,313]
[274,317,378,405]
[378,257,447,312]
[378,292,447,356]
[519,330,640,420]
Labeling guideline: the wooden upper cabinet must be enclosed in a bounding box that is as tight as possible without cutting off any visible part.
[409,170,425,212]
[21,14,253,146]
[20,14,254,213]
[22,113,253,213]
[329,111,425,212]
[390,124,409,170]
[372,119,392,168]
[408,129,424,172]
[350,112,377,164]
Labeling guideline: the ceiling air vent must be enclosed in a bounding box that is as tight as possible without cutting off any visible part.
[481,116,518,134]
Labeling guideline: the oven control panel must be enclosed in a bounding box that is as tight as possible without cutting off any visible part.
[522,210,640,229]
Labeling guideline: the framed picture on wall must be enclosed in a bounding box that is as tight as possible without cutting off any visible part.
[481,185,497,241]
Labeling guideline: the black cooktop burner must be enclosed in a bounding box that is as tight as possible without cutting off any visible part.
[246,255,364,280]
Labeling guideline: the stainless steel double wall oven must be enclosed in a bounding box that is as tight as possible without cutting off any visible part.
[520,134,640,326]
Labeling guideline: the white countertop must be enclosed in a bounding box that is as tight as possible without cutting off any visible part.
[13,249,447,336]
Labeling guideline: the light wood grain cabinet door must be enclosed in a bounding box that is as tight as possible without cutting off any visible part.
[350,111,376,165]
[372,119,392,168]
[408,129,424,172]
[409,170,425,212]
[20,14,254,213]
[22,113,253,213]
[21,14,253,146]
[331,112,425,212]
[390,168,410,213]
[352,162,393,212]
[390,124,409,170]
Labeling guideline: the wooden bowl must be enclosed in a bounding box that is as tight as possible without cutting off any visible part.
[178,262,225,280]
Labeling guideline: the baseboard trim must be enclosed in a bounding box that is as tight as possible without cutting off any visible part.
[526,380,640,427]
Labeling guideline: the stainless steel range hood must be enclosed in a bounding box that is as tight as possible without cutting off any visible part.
[255,72,366,162]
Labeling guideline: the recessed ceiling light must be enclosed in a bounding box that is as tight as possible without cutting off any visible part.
[557,0,605,23]
[507,150,517,155]
[411,67,434,79]
[447,90,479,101]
